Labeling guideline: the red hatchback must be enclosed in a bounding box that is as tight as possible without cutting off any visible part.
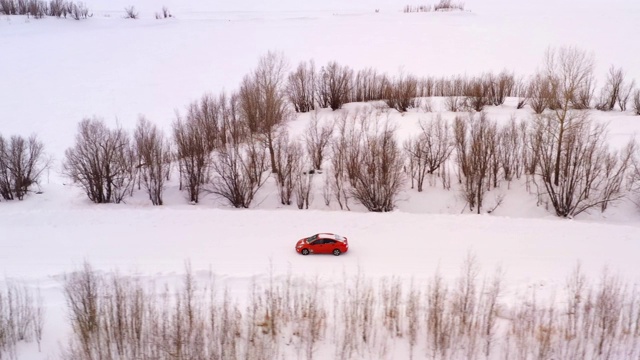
[295,233,349,256]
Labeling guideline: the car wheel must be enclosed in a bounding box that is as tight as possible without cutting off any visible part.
[333,249,341,256]
[301,248,309,255]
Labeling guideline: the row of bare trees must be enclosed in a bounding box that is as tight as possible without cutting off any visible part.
[0,0,90,19]
[287,56,639,116]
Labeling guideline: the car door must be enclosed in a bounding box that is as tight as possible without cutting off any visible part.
[309,239,323,254]
[323,239,337,253]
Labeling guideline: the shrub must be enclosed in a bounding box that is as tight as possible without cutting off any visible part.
[286,60,316,113]
[304,111,333,170]
[0,134,47,201]
[133,117,171,205]
[316,61,353,110]
[383,74,418,112]
[63,118,135,204]
[434,0,464,11]
[124,5,137,19]
[209,137,268,208]
[403,4,432,12]
[633,89,640,115]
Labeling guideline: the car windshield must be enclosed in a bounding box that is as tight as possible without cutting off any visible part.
[306,234,317,243]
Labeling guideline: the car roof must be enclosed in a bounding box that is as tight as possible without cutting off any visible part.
[316,233,346,241]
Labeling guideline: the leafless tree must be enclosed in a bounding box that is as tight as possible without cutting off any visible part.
[596,66,634,111]
[63,118,135,204]
[404,115,453,192]
[286,60,316,113]
[304,111,334,170]
[347,116,405,212]
[498,117,524,185]
[454,113,498,214]
[273,130,303,206]
[352,68,386,102]
[316,61,353,110]
[528,73,556,114]
[384,73,418,112]
[134,117,171,205]
[534,114,634,217]
[544,46,595,187]
[209,137,269,208]
[514,77,530,109]
[464,77,489,112]
[173,114,211,204]
[0,134,47,200]
[633,90,640,116]
[124,5,137,19]
[295,169,313,210]
[487,70,516,106]
[238,51,290,174]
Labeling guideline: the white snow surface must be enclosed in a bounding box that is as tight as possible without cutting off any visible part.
[1,0,640,358]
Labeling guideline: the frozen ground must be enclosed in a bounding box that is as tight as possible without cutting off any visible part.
[1,0,640,358]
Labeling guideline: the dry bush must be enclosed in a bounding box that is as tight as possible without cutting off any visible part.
[134,117,171,205]
[0,282,43,359]
[63,118,135,204]
[123,5,137,19]
[26,0,46,18]
[239,51,290,174]
[287,60,316,113]
[304,112,333,170]
[295,169,313,209]
[383,74,418,112]
[404,114,453,192]
[534,114,635,217]
[316,61,353,110]
[444,96,464,112]
[155,5,171,19]
[173,115,211,204]
[464,77,490,112]
[209,137,268,208]
[345,113,405,212]
[487,70,516,106]
[48,0,64,16]
[0,133,47,201]
[351,68,386,102]
[403,4,432,12]
[328,113,355,210]
[596,66,634,111]
[454,112,498,213]
[66,2,85,19]
[498,116,524,184]
[0,0,17,15]
[434,0,464,11]
[634,89,640,116]
[273,130,303,206]
[528,73,556,114]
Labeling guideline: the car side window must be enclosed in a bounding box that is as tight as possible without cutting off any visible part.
[324,240,336,244]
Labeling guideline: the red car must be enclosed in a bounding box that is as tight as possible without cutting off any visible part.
[295,233,349,256]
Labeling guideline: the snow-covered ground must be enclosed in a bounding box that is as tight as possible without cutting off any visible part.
[1,0,640,358]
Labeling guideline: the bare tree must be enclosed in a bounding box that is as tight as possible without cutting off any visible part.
[209,137,269,208]
[384,73,418,112]
[273,130,303,206]
[295,168,313,210]
[498,117,524,185]
[0,134,47,200]
[544,46,595,187]
[63,118,135,204]
[347,115,405,212]
[352,68,386,102]
[634,90,640,116]
[454,113,498,213]
[124,5,137,19]
[404,115,454,192]
[534,114,634,217]
[134,117,171,205]
[238,51,290,174]
[596,66,634,111]
[286,60,316,113]
[316,61,353,110]
[304,111,334,170]
[464,77,489,112]
[528,73,556,114]
[173,114,211,204]
[487,70,516,106]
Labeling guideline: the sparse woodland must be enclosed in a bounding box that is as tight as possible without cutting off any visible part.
[1,47,640,218]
